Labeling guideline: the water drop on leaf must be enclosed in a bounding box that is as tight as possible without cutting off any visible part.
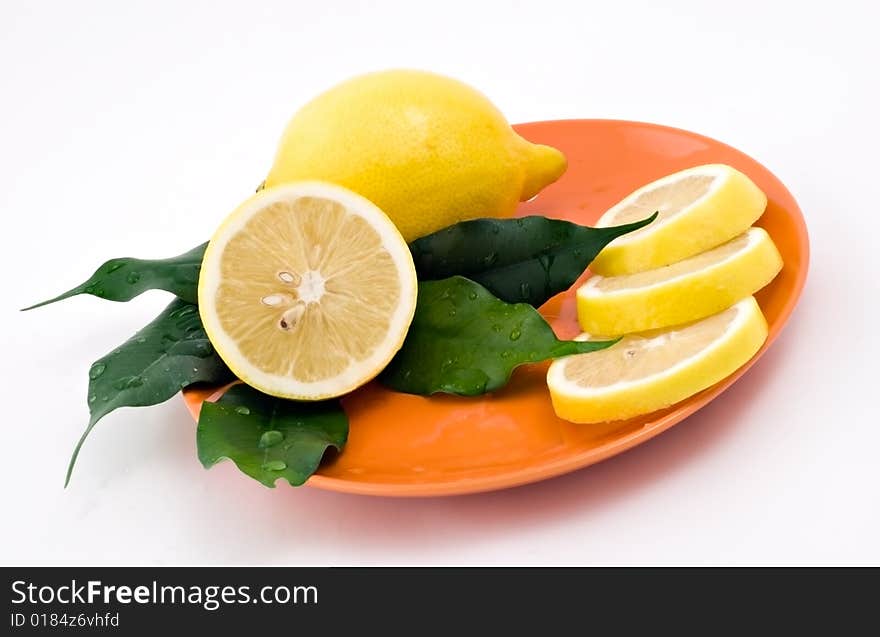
[259,430,284,448]
[234,406,251,416]
[89,363,106,379]
[126,271,141,284]
[261,460,287,471]
[113,375,144,390]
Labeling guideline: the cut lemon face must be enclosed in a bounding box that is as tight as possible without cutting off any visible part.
[198,182,418,400]
[548,297,768,423]
[590,164,767,276]
[578,227,782,336]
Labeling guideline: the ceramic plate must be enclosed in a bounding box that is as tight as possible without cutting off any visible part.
[183,119,809,497]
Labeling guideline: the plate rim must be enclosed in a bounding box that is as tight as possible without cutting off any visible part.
[183,117,810,497]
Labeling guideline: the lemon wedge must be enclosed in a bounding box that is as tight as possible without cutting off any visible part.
[548,297,768,423]
[590,164,767,276]
[577,227,782,336]
[198,182,418,400]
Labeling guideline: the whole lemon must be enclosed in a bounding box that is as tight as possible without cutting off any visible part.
[264,70,567,241]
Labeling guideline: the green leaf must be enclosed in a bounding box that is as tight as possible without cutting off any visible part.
[408,213,657,306]
[381,276,617,396]
[197,384,348,488]
[23,242,207,310]
[66,298,233,485]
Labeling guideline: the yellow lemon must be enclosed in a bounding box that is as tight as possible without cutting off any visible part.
[264,70,567,241]
[590,164,767,276]
[198,182,418,400]
[578,227,783,335]
[548,297,768,423]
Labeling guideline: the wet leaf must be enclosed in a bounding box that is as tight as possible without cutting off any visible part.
[409,213,656,306]
[23,242,206,310]
[197,384,348,488]
[66,298,232,485]
[381,277,617,396]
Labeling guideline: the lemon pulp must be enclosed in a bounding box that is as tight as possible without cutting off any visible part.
[577,227,783,335]
[199,182,417,400]
[548,297,768,423]
[590,164,767,276]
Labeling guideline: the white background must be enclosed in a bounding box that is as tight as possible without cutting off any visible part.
[1,0,877,565]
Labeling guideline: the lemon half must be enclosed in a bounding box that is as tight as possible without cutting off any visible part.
[590,164,767,276]
[548,297,768,423]
[577,227,782,335]
[198,182,418,400]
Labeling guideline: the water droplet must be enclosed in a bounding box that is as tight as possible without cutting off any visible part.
[84,285,94,294]
[234,406,251,416]
[170,305,197,319]
[501,351,513,359]
[101,396,109,402]
[491,324,503,332]
[468,291,478,300]
[194,342,213,357]
[126,271,141,284]
[192,367,198,373]
[88,394,96,404]
[88,363,106,379]
[509,328,522,341]
[482,252,498,267]
[136,337,147,343]
[519,282,531,299]
[107,262,124,273]
[259,430,284,448]
[261,460,287,471]
[448,309,457,317]
[113,375,144,390]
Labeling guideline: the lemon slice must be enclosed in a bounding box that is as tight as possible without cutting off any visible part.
[198,182,418,400]
[590,164,767,276]
[577,227,782,336]
[548,297,768,423]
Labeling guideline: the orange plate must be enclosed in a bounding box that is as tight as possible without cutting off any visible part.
[183,119,809,497]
